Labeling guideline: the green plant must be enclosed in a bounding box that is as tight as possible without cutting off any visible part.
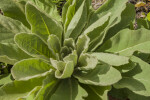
[136,12,150,30]
[0,0,150,100]
[147,12,150,21]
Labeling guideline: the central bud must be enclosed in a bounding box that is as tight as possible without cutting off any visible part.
[48,34,97,79]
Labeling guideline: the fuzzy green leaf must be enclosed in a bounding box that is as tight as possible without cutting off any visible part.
[0,15,31,64]
[83,85,111,100]
[32,0,61,21]
[0,43,31,64]
[17,0,61,21]
[19,86,42,100]
[98,28,150,56]
[137,18,150,29]
[47,35,61,54]
[0,0,30,28]
[12,58,53,80]
[115,56,150,96]
[26,2,63,41]
[62,0,73,23]
[77,53,98,70]
[63,50,78,66]
[63,0,76,32]
[83,12,110,44]
[50,78,88,100]
[65,0,87,39]
[103,3,136,41]
[91,53,129,66]
[114,77,146,91]
[55,61,74,79]
[89,0,129,26]
[0,76,45,100]
[0,15,29,43]
[128,90,150,100]
[34,74,58,100]
[76,35,90,56]
[74,64,121,86]
[64,38,75,50]
[15,33,55,60]
[0,74,13,86]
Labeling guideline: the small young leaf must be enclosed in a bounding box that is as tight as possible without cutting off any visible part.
[64,38,75,50]
[47,35,61,54]
[76,35,90,56]
[63,50,78,66]
[55,61,74,79]
[77,53,98,70]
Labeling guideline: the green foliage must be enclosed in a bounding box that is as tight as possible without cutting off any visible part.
[0,0,150,100]
[147,12,150,22]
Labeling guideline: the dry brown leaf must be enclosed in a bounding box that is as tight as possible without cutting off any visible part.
[135,1,146,7]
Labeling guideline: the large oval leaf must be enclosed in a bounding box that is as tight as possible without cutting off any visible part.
[74,64,121,86]
[82,85,111,100]
[114,56,150,96]
[50,78,88,100]
[98,28,150,56]
[0,76,45,100]
[15,33,55,60]
[0,15,31,64]
[0,0,30,28]
[0,43,31,64]
[17,0,61,21]
[34,74,58,100]
[65,0,87,40]
[91,53,129,66]
[0,15,29,43]
[12,58,53,80]
[89,0,129,26]
[26,2,63,42]
[0,74,13,86]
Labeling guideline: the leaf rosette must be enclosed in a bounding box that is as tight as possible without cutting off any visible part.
[0,0,150,100]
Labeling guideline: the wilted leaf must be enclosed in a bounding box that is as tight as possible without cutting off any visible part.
[135,2,146,7]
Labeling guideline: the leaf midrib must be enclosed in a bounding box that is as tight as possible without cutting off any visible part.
[114,41,150,53]
[39,12,50,35]
[17,36,50,58]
